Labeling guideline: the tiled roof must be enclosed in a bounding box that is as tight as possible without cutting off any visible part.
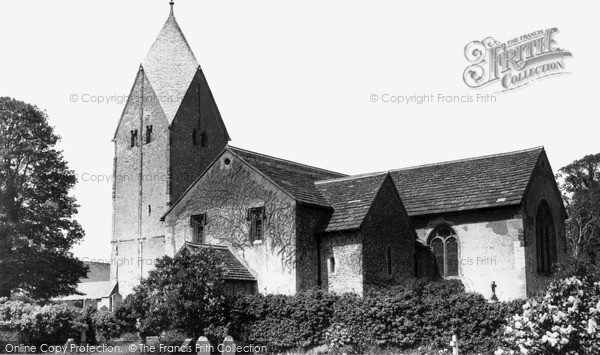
[82,261,110,283]
[142,13,199,123]
[57,281,117,301]
[183,242,256,281]
[315,173,387,232]
[228,146,346,207]
[390,147,543,216]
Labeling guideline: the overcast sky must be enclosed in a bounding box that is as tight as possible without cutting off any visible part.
[0,1,597,261]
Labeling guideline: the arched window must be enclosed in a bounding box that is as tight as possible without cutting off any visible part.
[429,225,459,277]
[536,201,557,274]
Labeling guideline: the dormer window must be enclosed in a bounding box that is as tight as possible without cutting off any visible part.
[145,125,153,144]
[247,207,265,243]
[130,130,138,148]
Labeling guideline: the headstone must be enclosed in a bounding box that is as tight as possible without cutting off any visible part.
[180,338,193,353]
[146,335,160,348]
[450,334,459,355]
[221,336,236,355]
[196,336,212,355]
[64,339,76,354]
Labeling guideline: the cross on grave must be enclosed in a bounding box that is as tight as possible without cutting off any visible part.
[491,281,499,301]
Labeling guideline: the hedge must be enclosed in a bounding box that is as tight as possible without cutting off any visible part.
[0,298,85,345]
[227,280,525,354]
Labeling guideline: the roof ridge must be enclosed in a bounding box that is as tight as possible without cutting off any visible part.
[390,146,544,172]
[315,171,387,184]
[227,145,346,177]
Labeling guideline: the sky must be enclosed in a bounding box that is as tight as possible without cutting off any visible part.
[0,1,598,261]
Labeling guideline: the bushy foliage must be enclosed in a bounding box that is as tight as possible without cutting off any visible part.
[230,280,523,354]
[496,276,600,355]
[112,296,137,334]
[0,298,84,344]
[553,256,600,282]
[123,248,228,339]
[92,310,122,341]
[230,289,338,352]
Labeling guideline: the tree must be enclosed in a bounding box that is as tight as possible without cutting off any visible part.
[0,97,86,299]
[126,248,229,338]
[556,153,600,260]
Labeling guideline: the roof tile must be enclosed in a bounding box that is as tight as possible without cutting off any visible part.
[390,147,543,216]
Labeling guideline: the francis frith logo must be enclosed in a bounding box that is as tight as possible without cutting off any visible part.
[463,28,571,92]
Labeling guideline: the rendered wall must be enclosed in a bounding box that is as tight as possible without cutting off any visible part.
[164,151,298,295]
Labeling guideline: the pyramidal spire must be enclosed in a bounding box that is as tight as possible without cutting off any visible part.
[142,3,199,123]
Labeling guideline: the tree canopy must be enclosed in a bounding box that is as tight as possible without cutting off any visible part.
[124,248,228,338]
[557,153,600,260]
[0,97,86,299]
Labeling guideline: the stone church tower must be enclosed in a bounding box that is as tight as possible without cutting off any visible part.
[111,2,230,295]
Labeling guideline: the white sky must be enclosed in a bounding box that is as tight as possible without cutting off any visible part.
[0,1,598,261]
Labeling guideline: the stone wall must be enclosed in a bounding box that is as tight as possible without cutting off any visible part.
[411,207,525,301]
[164,151,298,295]
[295,206,329,292]
[362,176,416,289]
[522,151,567,296]
[169,69,229,204]
[111,68,229,296]
[319,231,363,295]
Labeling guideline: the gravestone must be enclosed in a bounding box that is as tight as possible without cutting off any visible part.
[221,336,236,355]
[196,336,212,355]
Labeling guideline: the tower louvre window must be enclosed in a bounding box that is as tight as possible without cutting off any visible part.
[130,130,138,148]
[201,131,207,148]
[145,125,153,144]
[192,129,198,146]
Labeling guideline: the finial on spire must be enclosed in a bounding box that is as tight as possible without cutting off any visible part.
[169,0,174,15]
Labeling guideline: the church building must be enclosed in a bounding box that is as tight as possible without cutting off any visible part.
[110,3,566,301]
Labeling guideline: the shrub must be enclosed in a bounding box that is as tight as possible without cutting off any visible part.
[78,306,97,344]
[230,280,521,354]
[496,276,600,355]
[0,299,84,345]
[125,248,229,338]
[230,289,338,352]
[553,256,600,282]
[113,296,137,334]
[93,311,122,341]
